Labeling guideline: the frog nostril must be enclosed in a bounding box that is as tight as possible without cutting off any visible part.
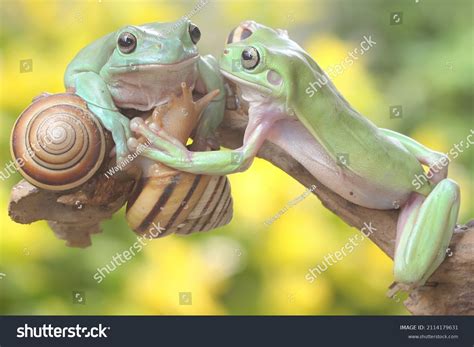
[223,49,229,55]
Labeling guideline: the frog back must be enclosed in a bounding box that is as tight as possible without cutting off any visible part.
[287,55,429,196]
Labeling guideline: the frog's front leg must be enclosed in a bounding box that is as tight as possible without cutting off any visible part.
[193,55,226,149]
[382,129,461,286]
[71,72,132,163]
[129,114,275,175]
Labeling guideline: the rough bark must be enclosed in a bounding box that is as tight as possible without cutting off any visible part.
[9,175,137,248]
[8,134,139,248]
[216,105,474,316]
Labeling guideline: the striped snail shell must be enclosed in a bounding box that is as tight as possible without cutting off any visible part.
[10,93,106,191]
[126,83,233,238]
[127,172,233,237]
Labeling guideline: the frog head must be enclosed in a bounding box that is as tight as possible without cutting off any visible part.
[102,19,202,110]
[219,21,318,115]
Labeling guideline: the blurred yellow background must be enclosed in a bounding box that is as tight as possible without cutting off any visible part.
[0,0,472,315]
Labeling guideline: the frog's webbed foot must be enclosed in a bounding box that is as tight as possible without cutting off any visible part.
[105,115,132,166]
[385,282,409,303]
[129,83,220,166]
[80,100,131,165]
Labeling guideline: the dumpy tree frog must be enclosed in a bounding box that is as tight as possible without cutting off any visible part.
[129,21,460,287]
[65,19,225,164]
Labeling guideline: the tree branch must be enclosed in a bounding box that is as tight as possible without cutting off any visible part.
[217,105,474,315]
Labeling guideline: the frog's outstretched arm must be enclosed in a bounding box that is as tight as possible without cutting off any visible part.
[64,34,131,163]
[129,113,276,175]
[193,55,226,149]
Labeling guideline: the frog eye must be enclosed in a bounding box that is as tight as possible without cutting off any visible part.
[118,32,137,54]
[189,23,201,44]
[241,46,260,70]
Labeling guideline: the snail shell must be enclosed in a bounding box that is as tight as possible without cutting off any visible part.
[127,173,233,237]
[126,83,233,237]
[11,93,106,191]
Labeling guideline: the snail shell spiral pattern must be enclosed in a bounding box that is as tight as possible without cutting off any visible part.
[10,93,106,191]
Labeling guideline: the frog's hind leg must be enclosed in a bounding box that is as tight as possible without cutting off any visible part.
[376,129,459,287]
[379,128,448,184]
[394,179,460,286]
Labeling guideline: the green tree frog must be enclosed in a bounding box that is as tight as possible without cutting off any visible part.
[64,19,225,164]
[129,21,460,287]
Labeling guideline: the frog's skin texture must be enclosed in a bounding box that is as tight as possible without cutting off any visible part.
[130,21,460,287]
[64,19,225,163]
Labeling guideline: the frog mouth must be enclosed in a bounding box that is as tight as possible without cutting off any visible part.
[110,55,199,72]
[220,69,272,94]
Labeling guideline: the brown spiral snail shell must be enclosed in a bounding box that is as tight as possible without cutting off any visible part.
[10,93,106,191]
[126,83,233,238]
[9,86,232,247]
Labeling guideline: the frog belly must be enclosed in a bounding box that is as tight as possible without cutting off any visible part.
[267,118,411,210]
[107,59,199,111]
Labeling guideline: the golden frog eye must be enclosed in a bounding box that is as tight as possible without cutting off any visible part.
[118,32,137,54]
[189,23,201,44]
[241,46,260,70]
